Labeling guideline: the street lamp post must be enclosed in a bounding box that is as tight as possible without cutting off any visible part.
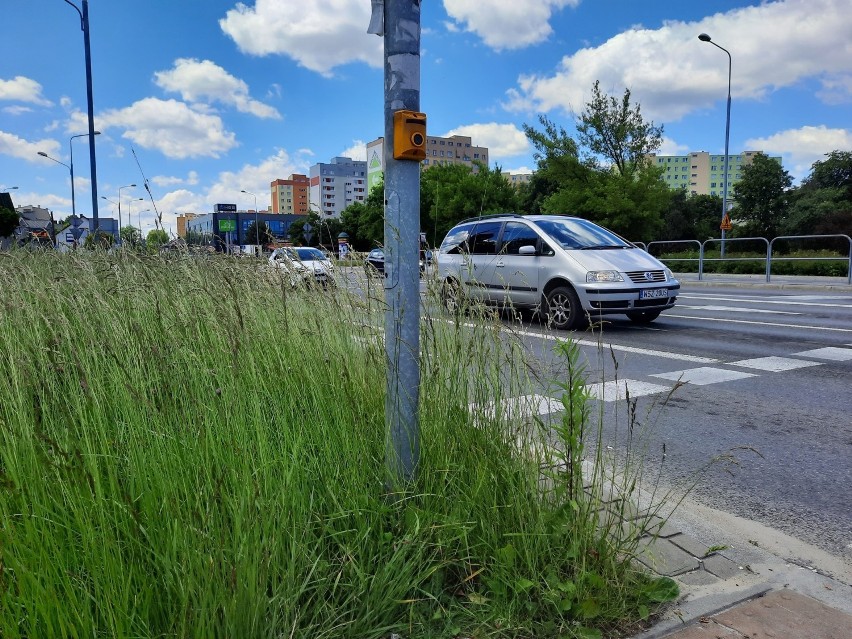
[241,189,259,255]
[38,151,73,212]
[0,186,18,193]
[126,197,143,245]
[69,131,100,217]
[62,0,100,229]
[117,184,136,244]
[698,32,732,258]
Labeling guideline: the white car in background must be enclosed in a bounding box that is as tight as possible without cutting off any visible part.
[269,247,335,287]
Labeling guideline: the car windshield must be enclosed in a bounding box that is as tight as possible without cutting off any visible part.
[293,247,325,261]
[532,217,632,250]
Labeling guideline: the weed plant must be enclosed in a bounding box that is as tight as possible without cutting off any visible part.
[0,251,675,638]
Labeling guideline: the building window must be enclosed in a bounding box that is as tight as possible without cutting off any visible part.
[474,153,480,159]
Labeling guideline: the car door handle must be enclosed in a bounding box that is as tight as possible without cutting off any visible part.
[496,261,505,267]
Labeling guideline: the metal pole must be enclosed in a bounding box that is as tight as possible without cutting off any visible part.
[699,34,732,259]
[81,1,100,229]
[69,138,77,217]
[721,48,732,259]
[378,0,421,486]
[242,189,258,254]
[118,184,136,246]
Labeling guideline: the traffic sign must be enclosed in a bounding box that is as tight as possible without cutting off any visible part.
[720,214,732,231]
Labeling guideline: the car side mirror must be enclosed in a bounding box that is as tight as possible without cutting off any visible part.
[518,245,537,256]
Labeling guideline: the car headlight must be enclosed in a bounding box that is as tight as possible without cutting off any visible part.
[586,270,624,283]
[664,268,674,281]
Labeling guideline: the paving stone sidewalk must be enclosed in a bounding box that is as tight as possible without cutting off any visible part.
[657,589,852,639]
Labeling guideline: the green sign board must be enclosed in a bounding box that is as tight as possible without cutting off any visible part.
[218,219,236,232]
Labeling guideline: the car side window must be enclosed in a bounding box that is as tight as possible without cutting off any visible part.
[467,221,501,255]
[441,223,475,254]
[500,221,539,255]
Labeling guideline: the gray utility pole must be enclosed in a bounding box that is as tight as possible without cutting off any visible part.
[63,0,100,229]
[370,0,422,486]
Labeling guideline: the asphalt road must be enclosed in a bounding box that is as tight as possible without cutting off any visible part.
[343,267,852,561]
[506,281,852,562]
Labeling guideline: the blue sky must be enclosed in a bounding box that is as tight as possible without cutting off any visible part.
[2,0,850,235]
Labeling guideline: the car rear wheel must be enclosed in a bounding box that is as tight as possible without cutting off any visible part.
[544,285,583,330]
[626,310,662,324]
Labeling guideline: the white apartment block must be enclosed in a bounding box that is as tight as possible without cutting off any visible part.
[309,157,368,218]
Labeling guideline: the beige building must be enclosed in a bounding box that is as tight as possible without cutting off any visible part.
[649,151,782,199]
[271,174,309,215]
[176,212,201,238]
[366,134,489,192]
[502,171,533,187]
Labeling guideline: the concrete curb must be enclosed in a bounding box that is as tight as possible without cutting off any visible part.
[630,584,773,639]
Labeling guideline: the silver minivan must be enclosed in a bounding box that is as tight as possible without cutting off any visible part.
[437,214,679,330]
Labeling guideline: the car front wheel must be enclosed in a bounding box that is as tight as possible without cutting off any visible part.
[544,285,583,330]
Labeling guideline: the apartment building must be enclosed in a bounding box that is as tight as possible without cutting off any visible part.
[366,134,490,192]
[649,151,782,199]
[309,157,367,218]
[502,171,533,187]
[271,174,309,215]
[176,212,201,238]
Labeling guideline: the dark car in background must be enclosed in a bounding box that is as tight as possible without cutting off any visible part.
[365,248,385,274]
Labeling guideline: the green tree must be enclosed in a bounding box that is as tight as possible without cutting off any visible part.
[577,80,664,176]
[732,153,793,237]
[661,192,724,241]
[146,228,169,253]
[0,206,18,237]
[419,162,520,246]
[521,83,670,240]
[339,182,385,251]
[120,225,143,248]
[784,151,852,236]
[83,230,114,250]
[244,221,273,246]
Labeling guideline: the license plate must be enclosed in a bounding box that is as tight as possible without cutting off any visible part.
[640,288,669,300]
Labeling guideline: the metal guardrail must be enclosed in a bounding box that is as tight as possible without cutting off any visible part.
[640,234,852,284]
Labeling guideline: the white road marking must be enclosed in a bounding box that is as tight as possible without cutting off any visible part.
[677,304,800,315]
[584,379,673,402]
[664,314,852,334]
[470,394,563,420]
[508,327,718,363]
[791,347,852,362]
[678,294,852,309]
[728,356,822,372]
[651,367,757,386]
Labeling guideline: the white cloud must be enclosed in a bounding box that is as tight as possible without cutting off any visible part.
[3,106,33,116]
[69,98,238,159]
[206,149,310,209]
[0,76,53,106]
[505,0,852,122]
[151,171,201,188]
[0,131,61,163]
[339,140,367,162]
[219,0,382,76]
[154,58,281,119]
[658,137,689,156]
[745,125,852,180]
[443,0,579,50]
[10,191,71,213]
[817,74,852,105]
[443,122,530,159]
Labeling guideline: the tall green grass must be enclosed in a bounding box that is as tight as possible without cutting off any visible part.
[0,251,674,638]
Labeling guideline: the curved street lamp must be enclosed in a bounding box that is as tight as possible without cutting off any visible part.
[698,32,732,257]
[38,152,73,216]
[0,186,18,193]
